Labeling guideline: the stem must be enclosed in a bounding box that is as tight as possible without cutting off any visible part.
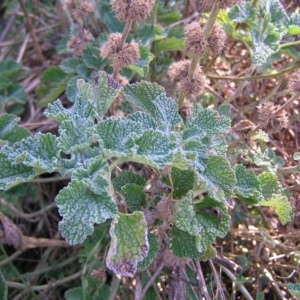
[280,39,300,49]
[274,92,300,115]
[195,260,211,300]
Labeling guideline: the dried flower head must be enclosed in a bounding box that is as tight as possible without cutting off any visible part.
[257,102,289,131]
[208,25,227,55]
[71,1,94,20]
[111,41,140,71]
[91,268,107,282]
[185,22,208,57]
[100,33,122,59]
[168,60,190,81]
[110,0,155,22]
[116,75,129,86]
[64,0,76,10]
[193,0,241,12]
[67,29,93,56]
[288,70,300,93]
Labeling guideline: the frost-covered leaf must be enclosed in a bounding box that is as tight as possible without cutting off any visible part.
[77,72,123,118]
[106,212,149,277]
[94,118,142,157]
[0,269,7,300]
[72,158,109,194]
[287,13,300,35]
[262,0,286,23]
[60,58,83,74]
[183,140,208,172]
[228,2,255,25]
[113,171,146,192]
[59,116,94,154]
[123,81,182,129]
[133,130,176,169]
[56,180,117,245]
[1,133,58,173]
[183,106,231,140]
[200,156,236,203]
[169,226,202,259]
[0,153,35,190]
[169,167,194,199]
[288,283,300,299]
[261,194,294,225]
[127,112,157,131]
[0,114,30,145]
[121,184,147,211]
[234,165,262,205]
[138,233,159,271]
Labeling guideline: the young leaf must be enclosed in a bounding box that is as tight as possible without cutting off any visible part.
[0,153,35,190]
[234,165,263,205]
[0,114,30,145]
[123,81,182,128]
[77,72,123,118]
[183,106,231,140]
[56,180,117,245]
[113,171,146,192]
[1,133,59,173]
[121,184,147,211]
[169,226,202,259]
[257,172,285,200]
[138,233,159,271]
[287,13,300,35]
[106,211,149,278]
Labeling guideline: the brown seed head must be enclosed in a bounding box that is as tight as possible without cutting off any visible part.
[179,67,206,97]
[185,22,208,57]
[91,268,107,282]
[208,25,227,55]
[288,70,300,93]
[64,0,76,10]
[168,60,190,81]
[110,0,155,22]
[69,1,94,21]
[100,33,123,59]
[112,41,140,71]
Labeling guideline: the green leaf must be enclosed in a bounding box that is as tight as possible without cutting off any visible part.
[234,165,262,205]
[106,212,149,277]
[127,112,157,131]
[94,118,142,157]
[200,156,236,203]
[72,158,110,195]
[127,47,154,76]
[77,72,123,118]
[183,106,231,140]
[183,140,208,172]
[288,283,300,299]
[0,269,7,300]
[138,233,159,271]
[133,130,176,169]
[287,13,300,35]
[169,167,194,199]
[218,104,231,118]
[0,60,22,78]
[136,24,166,46]
[64,287,83,300]
[261,194,294,225]
[121,184,147,211]
[1,133,59,173]
[56,180,117,245]
[252,130,269,142]
[155,37,184,54]
[228,2,255,25]
[0,114,30,145]
[293,152,300,161]
[169,226,202,259]
[0,153,35,190]
[60,58,83,74]
[36,66,72,107]
[113,171,146,192]
[65,76,82,102]
[58,116,94,154]
[262,0,286,23]
[83,38,107,69]
[0,84,27,105]
[123,81,182,129]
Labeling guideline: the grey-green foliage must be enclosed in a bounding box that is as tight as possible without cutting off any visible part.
[0,71,293,279]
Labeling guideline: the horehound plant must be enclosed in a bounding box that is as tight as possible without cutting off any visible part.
[0,0,299,299]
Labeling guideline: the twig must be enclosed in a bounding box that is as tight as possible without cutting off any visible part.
[208,259,226,300]
[194,260,211,300]
[0,4,20,43]
[274,93,300,115]
[213,254,242,275]
[109,275,121,300]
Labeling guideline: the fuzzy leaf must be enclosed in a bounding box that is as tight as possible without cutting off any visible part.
[0,60,22,77]
[169,167,194,199]
[113,171,146,192]
[77,72,123,118]
[1,133,58,173]
[56,180,117,245]
[127,47,154,76]
[228,2,255,25]
[83,38,107,69]
[262,0,286,23]
[0,269,7,300]
[123,81,182,129]
[169,226,202,259]
[133,130,176,169]
[59,116,94,154]
[0,153,35,190]
[60,58,83,74]
[0,114,30,145]
[234,165,262,205]
[94,118,142,157]
[121,184,147,211]
[200,156,236,203]
[127,112,157,131]
[287,13,300,35]
[288,283,300,299]
[261,194,294,225]
[155,37,184,54]
[0,84,26,105]
[106,212,149,277]
[138,233,159,271]
[183,106,231,140]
